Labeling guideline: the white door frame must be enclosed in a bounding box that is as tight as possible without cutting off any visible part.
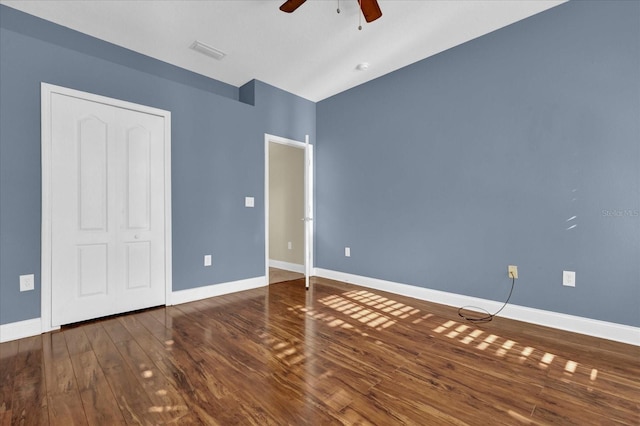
[41,83,172,333]
[303,135,314,290]
[264,134,314,287]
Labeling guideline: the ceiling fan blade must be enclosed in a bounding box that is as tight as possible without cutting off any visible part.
[280,0,307,13]
[359,0,382,23]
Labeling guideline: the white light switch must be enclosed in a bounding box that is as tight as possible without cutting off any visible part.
[345,247,351,257]
[563,270,575,287]
[245,197,254,208]
[288,242,292,250]
[20,274,35,292]
[204,255,212,267]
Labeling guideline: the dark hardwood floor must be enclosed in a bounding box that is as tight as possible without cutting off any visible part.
[1,277,638,425]
[269,267,304,284]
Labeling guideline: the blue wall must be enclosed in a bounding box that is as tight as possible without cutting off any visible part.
[0,5,315,325]
[316,0,640,327]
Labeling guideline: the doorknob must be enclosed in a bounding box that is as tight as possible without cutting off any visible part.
[134,234,140,239]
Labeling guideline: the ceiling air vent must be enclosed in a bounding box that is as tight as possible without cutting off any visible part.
[190,40,226,60]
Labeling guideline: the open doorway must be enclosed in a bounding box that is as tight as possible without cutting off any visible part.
[264,134,313,287]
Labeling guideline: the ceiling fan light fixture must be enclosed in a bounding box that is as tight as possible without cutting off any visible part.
[190,40,226,60]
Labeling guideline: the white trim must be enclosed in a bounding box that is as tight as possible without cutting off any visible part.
[304,135,314,290]
[269,259,305,274]
[41,82,172,332]
[0,318,48,343]
[163,107,173,306]
[315,268,640,347]
[264,133,314,287]
[171,276,266,306]
[41,84,54,332]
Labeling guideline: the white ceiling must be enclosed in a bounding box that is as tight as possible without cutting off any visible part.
[1,0,565,102]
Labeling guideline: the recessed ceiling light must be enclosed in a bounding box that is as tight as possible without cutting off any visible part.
[356,62,370,71]
[190,40,226,60]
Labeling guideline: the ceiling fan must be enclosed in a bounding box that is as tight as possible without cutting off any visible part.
[280,0,382,24]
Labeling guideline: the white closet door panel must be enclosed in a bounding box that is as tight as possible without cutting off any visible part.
[78,116,108,231]
[126,242,151,289]
[50,92,166,326]
[117,110,165,307]
[126,126,151,229]
[77,244,108,296]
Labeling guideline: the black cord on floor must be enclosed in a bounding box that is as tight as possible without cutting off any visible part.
[457,273,516,323]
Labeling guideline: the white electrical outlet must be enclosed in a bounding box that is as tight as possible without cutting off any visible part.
[245,197,254,208]
[563,270,575,287]
[508,265,518,279]
[20,274,35,292]
[288,242,292,250]
[204,255,212,267]
[345,247,351,257]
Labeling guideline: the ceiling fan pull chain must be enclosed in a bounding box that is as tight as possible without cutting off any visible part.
[358,0,362,30]
[337,0,340,14]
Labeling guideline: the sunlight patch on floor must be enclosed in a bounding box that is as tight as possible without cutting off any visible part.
[148,405,188,413]
[428,316,597,387]
[539,352,555,369]
[564,360,577,375]
[316,290,420,331]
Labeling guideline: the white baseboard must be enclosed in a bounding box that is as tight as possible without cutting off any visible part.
[315,268,640,347]
[4,271,636,346]
[0,318,42,343]
[269,259,304,273]
[170,276,267,306]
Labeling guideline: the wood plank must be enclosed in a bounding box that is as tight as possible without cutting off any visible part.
[114,338,191,422]
[10,336,49,425]
[340,387,472,426]
[82,324,168,424]
[42,332,75,393]
[62,326,92,356]
[46,393,88,426]
[70,350,126,425]
[534,379,639,425]
[41,332,88,425]
[100,318,134,344]
[0,410,12,426]
[117,313,235,425]
[122,311,218,406]
[0,339,18,416]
